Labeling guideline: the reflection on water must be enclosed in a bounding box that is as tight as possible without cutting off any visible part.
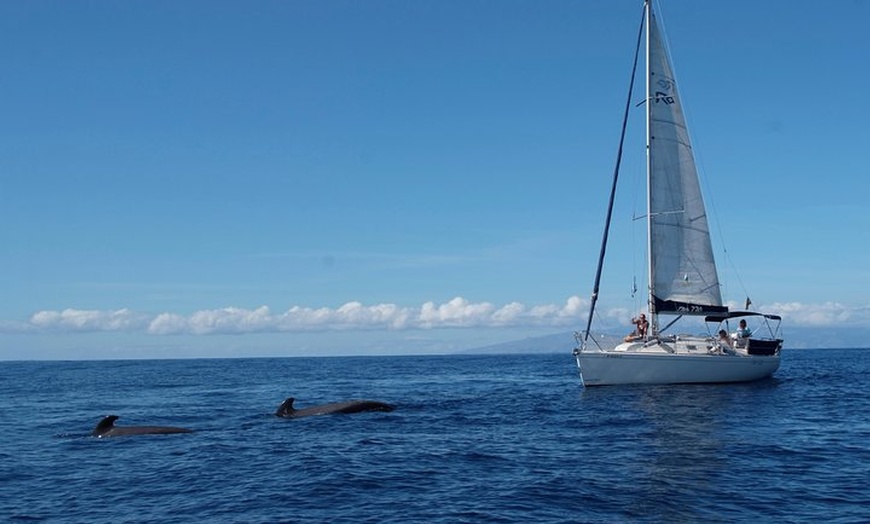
[577,378,792,521]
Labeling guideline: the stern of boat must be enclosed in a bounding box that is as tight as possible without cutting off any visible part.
[745,338,783,356]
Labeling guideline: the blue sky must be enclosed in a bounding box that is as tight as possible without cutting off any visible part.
[2,0,869,359]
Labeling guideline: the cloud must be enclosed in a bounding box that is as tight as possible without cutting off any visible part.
[27,308,150,332]
[16,297,586,336]
[10,299,870,336]
[765,301,870,327]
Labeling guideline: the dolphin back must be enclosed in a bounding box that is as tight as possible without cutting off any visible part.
[92,415,193,438]
[333,400,395,414]
[275,397,394,418]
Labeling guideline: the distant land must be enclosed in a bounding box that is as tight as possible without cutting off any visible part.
[464,328,870,355]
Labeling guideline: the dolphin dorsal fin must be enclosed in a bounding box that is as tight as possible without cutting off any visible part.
[275,397,296,417]
[93,415,119,435]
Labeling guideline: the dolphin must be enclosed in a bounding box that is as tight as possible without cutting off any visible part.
[275,397,395,418]
[92,415,193,438]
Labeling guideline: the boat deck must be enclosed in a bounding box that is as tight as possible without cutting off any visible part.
[614,336,746,356]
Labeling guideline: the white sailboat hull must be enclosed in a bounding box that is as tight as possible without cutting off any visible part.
[574,339,780,386]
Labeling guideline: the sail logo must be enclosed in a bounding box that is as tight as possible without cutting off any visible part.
[654,91,675,105]
[654,78,676,104]
[657,78,674,91]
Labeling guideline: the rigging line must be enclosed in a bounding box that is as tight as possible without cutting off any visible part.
[631,153,648,310]
[630,118,646,305]
[705,169,752,302]
[582,2,647,344]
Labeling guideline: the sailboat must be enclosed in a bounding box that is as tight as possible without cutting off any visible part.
[573,1,783,386]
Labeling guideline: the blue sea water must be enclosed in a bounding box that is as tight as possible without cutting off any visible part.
[1,349,868,523]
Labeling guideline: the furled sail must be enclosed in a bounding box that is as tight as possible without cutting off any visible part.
[647,8,725,316]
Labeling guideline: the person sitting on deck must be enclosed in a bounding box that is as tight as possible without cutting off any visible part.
[624,313,649,342]
[716,329,734,354]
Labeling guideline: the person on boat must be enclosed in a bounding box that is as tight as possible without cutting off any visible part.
[734,319,752,347]
[624,314,649,342]
[717,329,734,354]
[736,319,751,338]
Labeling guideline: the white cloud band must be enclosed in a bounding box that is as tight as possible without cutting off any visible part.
[18,296,585,335]
[10,298,870,336]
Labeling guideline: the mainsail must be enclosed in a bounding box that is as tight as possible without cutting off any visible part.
[646,7,725,316]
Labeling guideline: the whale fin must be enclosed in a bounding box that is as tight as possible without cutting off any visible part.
[275,397,296,417]
[93,415,119,436]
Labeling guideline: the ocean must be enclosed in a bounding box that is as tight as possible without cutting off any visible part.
[1,348,868,523]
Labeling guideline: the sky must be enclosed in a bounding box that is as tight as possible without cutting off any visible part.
[2,0,869,360]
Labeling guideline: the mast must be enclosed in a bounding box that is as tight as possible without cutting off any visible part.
[645,0,656,334]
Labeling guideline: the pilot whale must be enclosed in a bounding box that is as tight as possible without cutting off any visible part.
[92,415,193,438]
[275,397,395,418]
